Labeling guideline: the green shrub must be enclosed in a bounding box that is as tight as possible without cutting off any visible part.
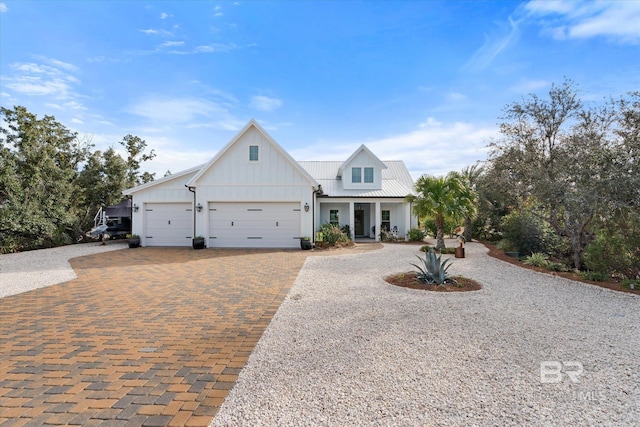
[501,211,545,256]
[583,232,637,280]
[547,261,569,272]
[496,239,517,252]
[411,249,456,285]
[523,252,550,268]
[580,271,609,282]
[407,228,426,242]
[522,252,569,271]
[320,223,351,245]
[422,217,457,238]
[622,279,640,290]
[380,229,395,241]
[340,224,351,239]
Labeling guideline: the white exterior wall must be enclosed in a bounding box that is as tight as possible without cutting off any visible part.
[318,202,350,228]
[342,151,382,191]
[193,128,315,243]
[317,198,414,240]
[129,173,197,246]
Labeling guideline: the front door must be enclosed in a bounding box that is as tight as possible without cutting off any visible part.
[354,209,364,236]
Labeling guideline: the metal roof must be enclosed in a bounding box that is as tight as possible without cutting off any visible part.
[298,160,415,198]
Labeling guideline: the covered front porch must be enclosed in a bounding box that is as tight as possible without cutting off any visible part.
[315,198,415,242]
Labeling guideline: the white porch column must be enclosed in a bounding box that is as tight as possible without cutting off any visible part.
[375,201,381,242]
[404,202,411,238]
[348,201,355,240]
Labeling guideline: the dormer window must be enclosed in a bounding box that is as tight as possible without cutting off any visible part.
[352,167,361,183]
[249,145,259,161]
[364,167,374,183]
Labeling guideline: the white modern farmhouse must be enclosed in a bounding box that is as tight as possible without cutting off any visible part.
[123,120,417,248]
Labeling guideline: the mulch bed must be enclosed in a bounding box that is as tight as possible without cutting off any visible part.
[385,272,482,292]
[482,241,640,296]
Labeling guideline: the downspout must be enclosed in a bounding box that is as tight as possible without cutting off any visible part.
[126,195,133,236]
[186,185,196,239]
[312,185,323,243]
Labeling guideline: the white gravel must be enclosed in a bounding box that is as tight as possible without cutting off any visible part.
[0,241,127,298]
[212,241,640,427]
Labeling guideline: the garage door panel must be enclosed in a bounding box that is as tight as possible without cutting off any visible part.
[145,203,193,247]
[209,202,301,248]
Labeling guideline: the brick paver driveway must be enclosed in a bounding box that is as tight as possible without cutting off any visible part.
[0,248,308,426]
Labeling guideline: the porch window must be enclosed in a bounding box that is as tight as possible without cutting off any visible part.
[352,167,361,183]
[364,167,374,183]
[330,209,339,226]
[381,210,390,231]
[249,145,259,161]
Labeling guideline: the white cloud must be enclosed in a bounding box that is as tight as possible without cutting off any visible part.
[43,57,79,73]
[87,56,105,63]
[291,119,498,179]
[160,12,172,20]
[249,95,283,112]
[159,40,184,48]
[463,16,522,72]
[139,28,173,37]
[509,78,549,93]
[5,61,82,101]
[0,3,7,13]
[525,0,640,44]
[193,43,237,53]
[447,92,468,102]
[214,5,223,17]
[126,96,244,131]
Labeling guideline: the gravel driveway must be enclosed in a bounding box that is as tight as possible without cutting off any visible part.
[212,241,640,426]
[0,241,127,298]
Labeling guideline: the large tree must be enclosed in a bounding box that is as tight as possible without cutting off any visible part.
[75,147,128,231]
[0,106,90,251]
[488,80,629,268]
[1,106,158,253]
[407,172,477,250]
[119,134,156,188]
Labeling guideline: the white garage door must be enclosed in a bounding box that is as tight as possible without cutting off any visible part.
[208,202,301,248]
[144,203,193,246]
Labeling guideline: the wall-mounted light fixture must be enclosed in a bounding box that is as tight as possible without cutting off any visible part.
[133,204,139,212]
[304,202,309,212]
[196,203,203,212]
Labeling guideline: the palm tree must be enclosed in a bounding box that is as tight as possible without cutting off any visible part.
[406,172,477,250]
[459,164,485,242]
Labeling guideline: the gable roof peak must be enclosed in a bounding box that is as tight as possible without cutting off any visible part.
[337,144,387,178]
[185,119,319,188]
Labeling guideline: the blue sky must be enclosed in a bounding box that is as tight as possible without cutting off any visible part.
[1,1,639,179]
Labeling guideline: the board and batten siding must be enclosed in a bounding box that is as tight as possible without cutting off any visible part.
[193,127,315,240]
[197,128,309,186]
[342,150,383,191]
[129,172,197,243]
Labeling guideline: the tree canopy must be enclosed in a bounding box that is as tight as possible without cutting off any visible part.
[407,172,477,250]
[483,80,639,274]
[0,105,156,253]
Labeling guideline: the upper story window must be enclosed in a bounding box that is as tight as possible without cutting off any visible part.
[364,167,374,183]
[352,167,361,183]
[249,145,259,161]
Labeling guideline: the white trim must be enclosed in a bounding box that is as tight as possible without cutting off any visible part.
[122,164,203,196]
[186,120,320,188]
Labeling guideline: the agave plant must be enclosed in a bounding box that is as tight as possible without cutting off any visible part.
[411,248,457,285]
